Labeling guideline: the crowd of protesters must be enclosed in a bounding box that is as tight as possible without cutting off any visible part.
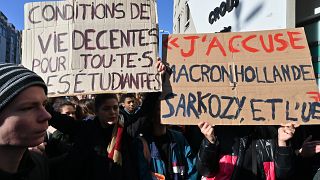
[0,62,320,180]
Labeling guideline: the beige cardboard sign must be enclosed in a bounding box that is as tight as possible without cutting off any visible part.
[22,0,160,97]
[161,28,320,125]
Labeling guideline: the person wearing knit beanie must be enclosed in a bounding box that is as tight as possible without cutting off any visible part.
[0,63,51,180]
[0,63,48,112]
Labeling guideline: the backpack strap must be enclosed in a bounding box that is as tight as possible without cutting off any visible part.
[139,136,151,164]
[138,137,165,180]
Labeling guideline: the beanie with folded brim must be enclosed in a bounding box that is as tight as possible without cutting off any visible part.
[0,63,47,112]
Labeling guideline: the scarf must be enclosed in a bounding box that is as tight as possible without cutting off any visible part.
[107,114,124,165]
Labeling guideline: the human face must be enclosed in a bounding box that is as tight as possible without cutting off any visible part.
[123,97,136,113]
[96,98,119,128]
[60,105,76,119]
[0,86,51,147]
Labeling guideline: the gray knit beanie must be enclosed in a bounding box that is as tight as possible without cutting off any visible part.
[0,63,47,112]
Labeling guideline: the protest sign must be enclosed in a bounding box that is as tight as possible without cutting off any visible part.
[22,0,160,97]
[161,28,320,125]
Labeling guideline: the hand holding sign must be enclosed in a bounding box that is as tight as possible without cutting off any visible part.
[278,122,299,147]
[198,122,216,144]
[156,58,167,76]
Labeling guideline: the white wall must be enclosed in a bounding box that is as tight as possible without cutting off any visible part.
[187,0,295,33]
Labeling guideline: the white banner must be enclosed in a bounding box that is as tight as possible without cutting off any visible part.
[22,0,160,96]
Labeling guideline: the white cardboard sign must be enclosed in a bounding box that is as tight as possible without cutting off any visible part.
[22,0,160,96]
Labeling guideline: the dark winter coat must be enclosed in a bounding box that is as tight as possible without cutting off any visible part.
[49,113,138,180]
[196,126,294,180]
[0,150,49,180]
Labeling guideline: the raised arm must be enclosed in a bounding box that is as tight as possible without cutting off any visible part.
[48,110,80,136]
[275,123,298,179]
[196,122,220,177]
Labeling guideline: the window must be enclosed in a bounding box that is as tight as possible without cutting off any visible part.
[185,3,190,29]
[177,16,181,33]
[0,27,7,37]
[0,26,4,36]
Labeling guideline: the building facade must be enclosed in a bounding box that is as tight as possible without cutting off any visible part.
[296,0,320,85]
[173,0,196,34]
[173,0,296,33]
[173,0,320,86]
[0,11,21,64]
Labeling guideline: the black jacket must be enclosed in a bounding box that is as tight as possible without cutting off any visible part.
[120,92,160,138]
[196,126,294,180]
[48,93,159,180]
[49,113,139,180]
[0,150,49,180]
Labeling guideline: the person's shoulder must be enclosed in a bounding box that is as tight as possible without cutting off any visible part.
[28,151,49,179]
[119,105,125,113]
[29,151,48,165]
[76,116,100,135]
[168,129,183,135]
[168,129,186,141]
[82,116,100,129]
[28,151,49,172]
